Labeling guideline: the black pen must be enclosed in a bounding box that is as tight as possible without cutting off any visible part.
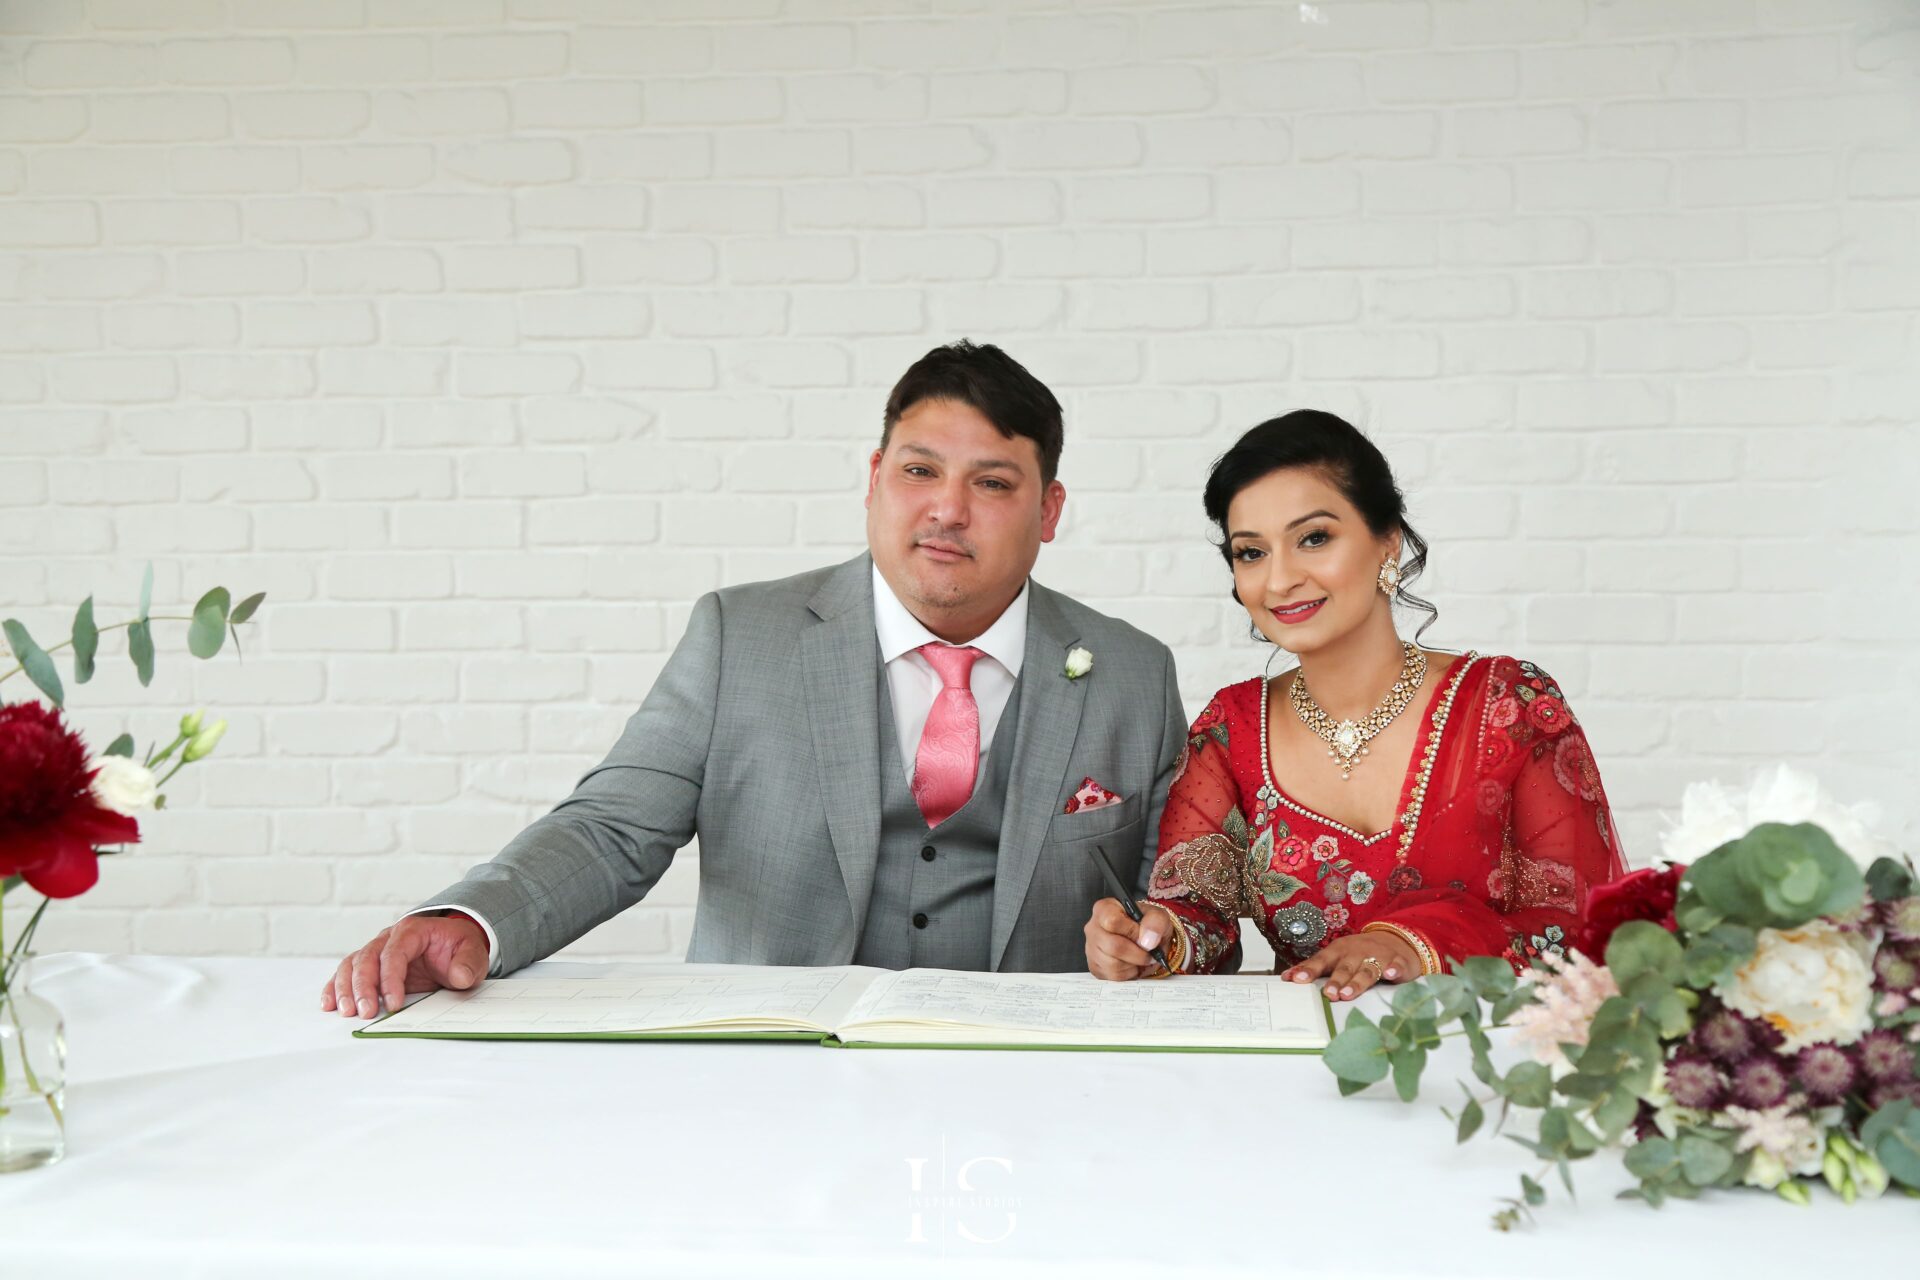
[1088,843,1171,974]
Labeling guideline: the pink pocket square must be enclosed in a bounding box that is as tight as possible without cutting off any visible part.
[1064,777,1125,814]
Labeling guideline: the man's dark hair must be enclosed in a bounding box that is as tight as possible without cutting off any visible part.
[881,340,1064,484]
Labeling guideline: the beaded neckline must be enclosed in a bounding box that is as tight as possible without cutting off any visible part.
[1258,651,1480,854]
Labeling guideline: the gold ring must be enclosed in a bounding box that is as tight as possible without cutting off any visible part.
[1358,956,1383,977]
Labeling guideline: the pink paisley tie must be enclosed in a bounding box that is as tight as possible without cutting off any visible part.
[911,643,985,829]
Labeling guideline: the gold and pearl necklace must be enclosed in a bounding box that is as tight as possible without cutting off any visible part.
[1287,641,1428,781]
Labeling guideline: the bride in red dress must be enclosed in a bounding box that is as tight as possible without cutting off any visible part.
[1085,411,1626,1000]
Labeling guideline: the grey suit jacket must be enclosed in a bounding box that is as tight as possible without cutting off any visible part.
[421,553,1194,975]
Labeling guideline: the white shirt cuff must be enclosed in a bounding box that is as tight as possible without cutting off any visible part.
[404,905,501,977]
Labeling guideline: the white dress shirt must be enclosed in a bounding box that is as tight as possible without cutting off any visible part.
[406,565,1032,979]
[870,562,1028,782]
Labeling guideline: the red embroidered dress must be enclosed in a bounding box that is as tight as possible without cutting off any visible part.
[1149,654,1626,975]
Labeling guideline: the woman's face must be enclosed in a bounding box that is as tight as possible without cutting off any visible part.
[1224,467,1398,656]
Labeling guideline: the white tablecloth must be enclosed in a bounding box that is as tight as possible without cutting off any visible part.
[3,953,1905,1277]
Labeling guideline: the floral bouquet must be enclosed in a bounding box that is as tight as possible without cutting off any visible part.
[2,570,262,989]
[1320,767,1919,1227]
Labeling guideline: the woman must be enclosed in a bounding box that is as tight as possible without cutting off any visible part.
[1085,411,1626,1000]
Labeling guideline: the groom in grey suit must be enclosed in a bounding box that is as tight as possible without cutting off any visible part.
[323,341,1192,1019]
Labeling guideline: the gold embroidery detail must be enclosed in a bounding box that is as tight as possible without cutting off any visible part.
[1394,652,1480,866]
[1159,834,1246,920]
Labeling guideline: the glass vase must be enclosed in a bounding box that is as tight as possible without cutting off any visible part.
[0,958,66,1173]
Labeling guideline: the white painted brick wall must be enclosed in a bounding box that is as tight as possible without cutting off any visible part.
[3,0,1916,968]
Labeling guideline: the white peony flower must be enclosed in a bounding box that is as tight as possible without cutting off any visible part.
[1713,920,1874,1053]
[90,754,158,815]
[1063,646,1093,680]
[1506,950,1619,1070]
[1660,765,1893,871]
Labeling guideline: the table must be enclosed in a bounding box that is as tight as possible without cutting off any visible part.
[3,954,1906,1277]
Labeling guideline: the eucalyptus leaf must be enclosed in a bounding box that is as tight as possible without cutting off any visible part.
[229,590,266,626]
[1390,982,1437,1020]
[1861,1099,1920,1189]
[1456,1089,1484,1143]
[187,586,230,659]
[1866,856,1915,905]
[1520,1173,1545,1207]
[1323,1011,1391,1085]
[128,617,155,686]
[1391,1043,1428,1102]
[3,618,63,706]
[1489,981,1537,1024]
[103,733,135,758]
[1624,1136,1677,1179]
[72,596,98,684]
[1685,822,1865,929]
[1505,1061,1553,1109]
[1605,921,1683,986]
[138,561,153,621]
[1678,1134,1734,1186]
[1456,955,1516,1001]
[1591,1087,1641,1142]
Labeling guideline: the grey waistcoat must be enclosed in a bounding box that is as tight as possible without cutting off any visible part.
[853,673,1024,971]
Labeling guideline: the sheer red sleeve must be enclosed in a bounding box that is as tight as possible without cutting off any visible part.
[1369,658,1627,973]
[1144,695,1246,975]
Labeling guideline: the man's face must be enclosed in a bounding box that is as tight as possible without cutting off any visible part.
[865,398,1065,640]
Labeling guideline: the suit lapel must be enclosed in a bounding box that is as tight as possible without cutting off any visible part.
[801,554,883,957]
[990,582,1086,970]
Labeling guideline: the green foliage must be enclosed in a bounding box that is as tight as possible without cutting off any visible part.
[128,618,155,686]
[1679,822,1865,930]
[71,596,98,684]
[1865,856,1915,906]
[3,619,63,705]
[187,587,230,659]
[1861,1100,1920,1190]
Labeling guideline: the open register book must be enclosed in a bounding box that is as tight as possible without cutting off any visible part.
[354,964,1334,1054]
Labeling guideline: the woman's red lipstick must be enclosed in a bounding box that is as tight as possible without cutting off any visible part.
[1271,598,1326,625]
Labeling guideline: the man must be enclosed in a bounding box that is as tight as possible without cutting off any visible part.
[322,341,1192,1020]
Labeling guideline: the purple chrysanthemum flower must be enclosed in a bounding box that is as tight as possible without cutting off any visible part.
[1731,1056,1792,1110]
[1693,1008,1755,1062]
[1859,1028,1916,1082]
[1665,1053,1728,1110]
[1793,1043,1859,1104]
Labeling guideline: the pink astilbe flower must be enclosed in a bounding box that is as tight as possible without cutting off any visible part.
[1506,950,1619,1069]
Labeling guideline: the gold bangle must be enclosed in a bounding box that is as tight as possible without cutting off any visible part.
[1361,921,1439,977]
[1145,905,1189,977]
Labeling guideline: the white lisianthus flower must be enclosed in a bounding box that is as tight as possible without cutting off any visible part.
[90,754,159,815]
[1063,646,1093,680]
[1660,765,1893,871]
[1713,920,1874,1053]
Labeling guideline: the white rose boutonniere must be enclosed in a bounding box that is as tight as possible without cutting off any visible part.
[1063,646,1092,680]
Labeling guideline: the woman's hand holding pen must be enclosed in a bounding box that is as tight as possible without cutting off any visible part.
[1084,898,1176,981]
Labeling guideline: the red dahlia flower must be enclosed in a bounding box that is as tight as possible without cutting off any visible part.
[0,700,139,898]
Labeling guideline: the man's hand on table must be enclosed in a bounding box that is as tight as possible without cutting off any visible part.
[320,912,488,1019]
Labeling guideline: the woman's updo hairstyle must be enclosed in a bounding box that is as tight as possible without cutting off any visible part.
[1202,409,1439,643]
